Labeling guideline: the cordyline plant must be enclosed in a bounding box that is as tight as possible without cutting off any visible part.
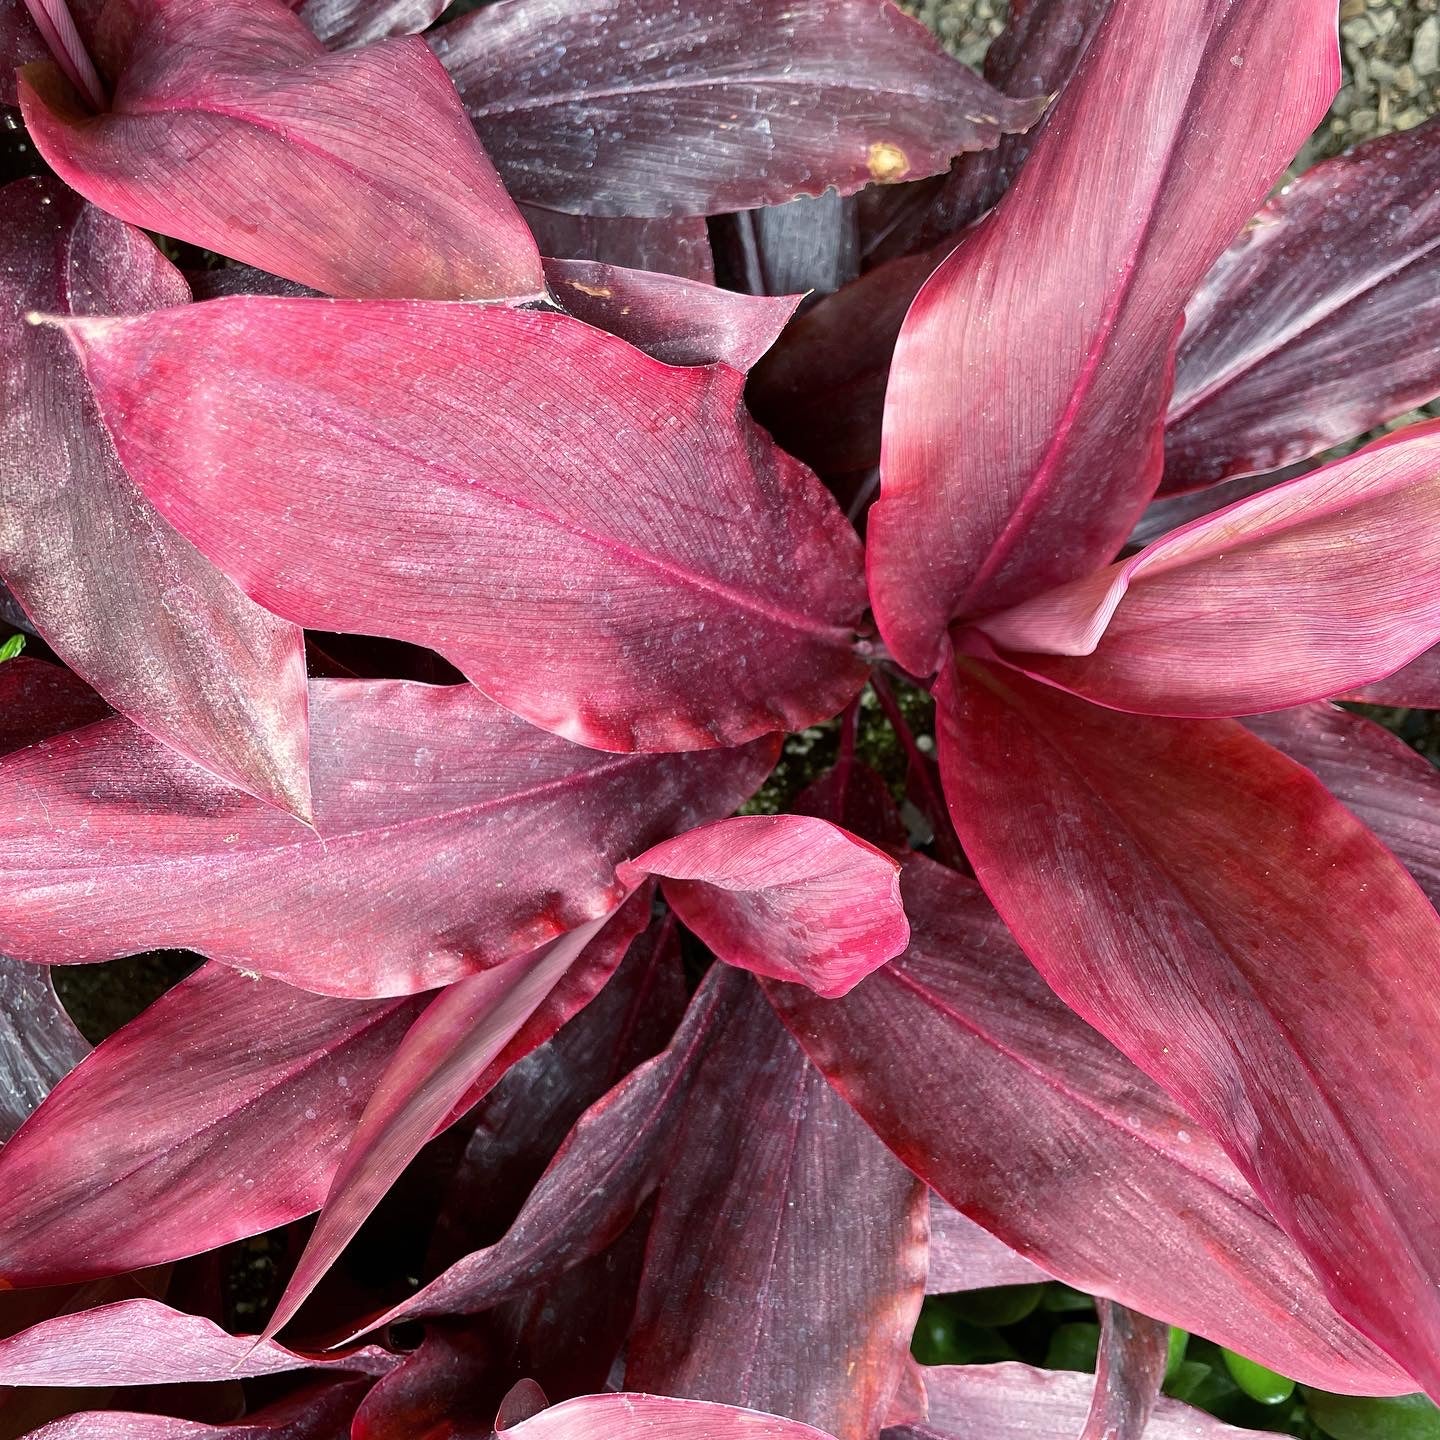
[4,0,1440,1434]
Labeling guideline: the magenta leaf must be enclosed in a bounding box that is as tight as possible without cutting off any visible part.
[0,1299,393,1384]
[972,423,1440,717]
[889,1363,1253,1439]
[261,896,649,1339]
[22,1379,371,1439]
[19,0,102,107]
[499,1393,841,1440]
[1085,1302,1170,1440]
[20,0,543,300]
[0,658,107,755]
[0,959,87,1144]
[764,852,1406,1392]
[0,678,775,995]
[431,0,1042,218]
[2,177,312,819]
[350,1323,496,1440]
[296,0,443,48]
[0,963,426,1285]
[868,0,1339,676]
[625,970,925,1440]
[63,296,868,752]
[621,815,908,997]
[1343,644,1440,706]
[1166,117,1440,494]
[1,0,48,106]
[925,1197,1046,1294]
[936,660,1440,1394]
[542,258,799,368]
[520,208,715,282]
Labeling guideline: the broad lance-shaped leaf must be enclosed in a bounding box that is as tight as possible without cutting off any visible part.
[1165,116,1440,495]
[624,970,927,1440]
[868,0,1338,676]
[63,296,868,752]
[764,853,1407,1392]
[619,815,909,998]
[260,896,649,1339]
[972,423,1440,717]
[500,1394,840,1440]
[431,0,1042,219]
[1085,1302,1169,1440]
[0,959,88,1144]
[20,0,543,301]
[542,258,799,370]
[936,661,1440,1395]
[1343,644,1440,707]
[926,1198,1045,1293]
[887,1363,1254,1440]
[0,963,426,1285]
[26,1380,371,1439]
[0,1299,393,1384]
[0,678,776,996]
[1,176,312,819]
[295,0,443,48]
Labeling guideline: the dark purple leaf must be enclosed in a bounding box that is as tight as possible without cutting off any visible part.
[714,191,860,301]
[520,207,715,282]
[432,0,1043,216]
[0,658,108,756]
[0,679,775,995]
[1,176,311,818]
[625,970,925,1440]
[350,1323,494,1440]
[1,0,47,106]
[1086,1302,1169,1440]
[1165,117,1440,494]
[62,296,869,752]
[296,0,443,48]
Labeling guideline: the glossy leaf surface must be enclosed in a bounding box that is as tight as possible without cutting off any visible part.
[974,424,1440,716]
[1166,118,1440,493]
[262,898,649,1339]
[0,964,426,1284]
[297,0,444,47]
[626,971,926,1440]
[433,0,1041,217]
[0,679,774,995]
[869,0,1338,674]
[1,177,311,817]
[622,815,908,997]
[64,297,868,751]
[926,1198,1046,1294]
[0,958,87,1143]
[765,853,1406,1391]
[20,0,542,300]
[1085,1302,1169,1440]
[502,1394,840,1439]
[936,661,1440,1394]
[542,258,798,368]
[521,207,715,282]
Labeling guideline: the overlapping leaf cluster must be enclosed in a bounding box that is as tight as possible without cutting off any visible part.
[3,0,1440,1436]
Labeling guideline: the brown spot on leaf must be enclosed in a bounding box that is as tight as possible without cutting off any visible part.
[867,140,910,182]
[565,280,613,298]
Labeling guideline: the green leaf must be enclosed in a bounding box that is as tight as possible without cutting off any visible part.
[911,1298,1018,1366]
[1223,1350,1295,1405]
[1041,1283,1096,1313]
[949,1283,1045,1327]
[1044,1320,1100,1373]
[1303,1390,1440,1440]
[0,633,24,663]
[1166,1327,1190,1382]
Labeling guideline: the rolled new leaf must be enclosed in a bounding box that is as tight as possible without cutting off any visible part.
[868,0,1338,675]
[936,660,1440,1395]
[2,177,312,819]
[20,0,543,300]
[60,296,869,752]
[973,423,1440,717]
[620,814,909,998]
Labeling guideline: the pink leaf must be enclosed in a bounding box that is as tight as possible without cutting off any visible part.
[891,1363,1254,1439]
[21,1379,371,1439]
[0,957,88,1144]
[542,258,799,369]
[1166,117,1440,494]
[0,964,426,1285]
[926,1197,1046,1294]
[20,0,542,300]
[936,660,1440,1394]
[498,1394,841,1440]
[0,678,775,996]
[0,1299,392,1385]
[296,0,443,48]
[764,852,1407,1393]
[0,658,107,755]
[624,970,927,1440]
[349,1323,496,1440]
[19,0,103,107]
[973,423,1440,716]
[1342,643,1440,706]
[867,0,1339,676]
[520,207,715,282]
[620,815,909,998]
[63,296,868,752]
[1086,1302,1170,1440]
[1,177,312,818]
[260,897,649,1339]
[431,0,1042,217]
